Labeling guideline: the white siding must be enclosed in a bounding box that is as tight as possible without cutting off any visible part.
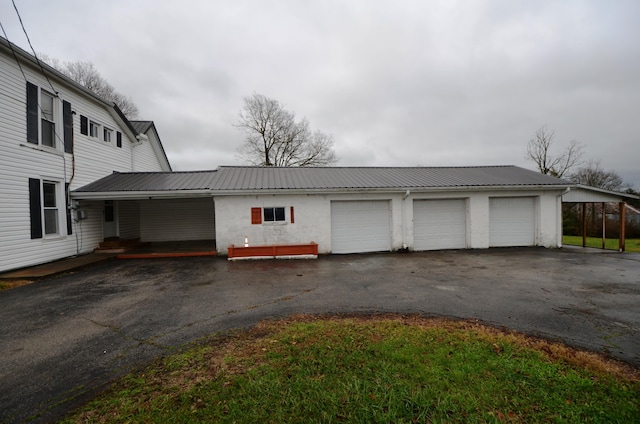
[132,127,170,172]
[0,46,168,272]
[139,198,215,242]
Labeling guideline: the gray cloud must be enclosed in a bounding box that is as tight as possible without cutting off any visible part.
[2,0,638,187]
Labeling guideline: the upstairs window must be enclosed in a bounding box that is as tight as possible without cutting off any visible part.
[103,127,113,143]
[40,91,55,148]
[27,82,66,150]
[27,82,73,153]
[89,120,100,138]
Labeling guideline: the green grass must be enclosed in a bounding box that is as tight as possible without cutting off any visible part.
[563,236,640,252]
[63,316,639,423]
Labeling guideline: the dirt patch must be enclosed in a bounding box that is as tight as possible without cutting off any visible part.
[0,279,34,291]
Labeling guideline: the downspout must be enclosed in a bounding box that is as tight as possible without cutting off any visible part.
[557,187,571,248]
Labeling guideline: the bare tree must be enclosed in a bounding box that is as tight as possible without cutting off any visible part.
[570,160,626,191]
[526,126,584,177]
[236,93,337,166]
[40,55,139,119]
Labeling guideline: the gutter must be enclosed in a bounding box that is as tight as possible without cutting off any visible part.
[70,189,212,201]
[208,184,572,197]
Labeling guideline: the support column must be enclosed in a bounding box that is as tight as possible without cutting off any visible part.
[601,202,606,249]
[619,202,626,252]
[582,203,587,247]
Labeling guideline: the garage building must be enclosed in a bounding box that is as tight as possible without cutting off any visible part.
[74,165,571,255]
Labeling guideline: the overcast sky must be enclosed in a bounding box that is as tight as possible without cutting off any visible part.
[2,1,639,187]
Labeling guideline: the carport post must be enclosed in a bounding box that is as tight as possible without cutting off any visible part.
[602,202,606,249]
[582,203,587,247]
[619,202,626,252]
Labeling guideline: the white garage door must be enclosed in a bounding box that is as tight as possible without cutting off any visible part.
[413,199,466,251]
[489,197,535,247]
[331,200,391,254]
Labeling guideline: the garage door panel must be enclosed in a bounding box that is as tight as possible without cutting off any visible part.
[331,201,391,254]
[489,197,535,247]
[413,199,466,250]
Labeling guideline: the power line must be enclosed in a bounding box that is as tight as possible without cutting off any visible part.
[2,17,69,175]
[11,0,59,97]
[0,19,29,83]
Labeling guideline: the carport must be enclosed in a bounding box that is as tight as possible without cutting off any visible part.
[562,185,639,252]
[71,171,219,254]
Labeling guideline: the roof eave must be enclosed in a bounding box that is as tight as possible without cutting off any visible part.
[71,190,212,200]
[210,184,571,196]
[572,184,639,201]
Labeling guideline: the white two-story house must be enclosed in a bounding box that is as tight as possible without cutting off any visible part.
[0,36,171,272]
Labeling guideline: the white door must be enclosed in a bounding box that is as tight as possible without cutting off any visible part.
[103,200,118,238]
[489,197,535,247]
[413,199,466,250]
[331,200,391,254]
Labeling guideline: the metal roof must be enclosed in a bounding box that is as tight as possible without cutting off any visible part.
[211,166,568,190]
[562,184,639,202]
[73,166,569,196]
[130,121,154,134]
[74,171,218,192]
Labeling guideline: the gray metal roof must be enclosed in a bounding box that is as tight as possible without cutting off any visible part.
[130,121,154,134]
[74,166,569,195]
[212,165,568,190]
[74,171,218,192]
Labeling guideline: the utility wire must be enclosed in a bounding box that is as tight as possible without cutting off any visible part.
[11,0,59,97]
[0,19,29,84]
[2,13,72,230]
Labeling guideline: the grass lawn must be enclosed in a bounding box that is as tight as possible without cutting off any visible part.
[563,235,640,252]
[63,315,639,423]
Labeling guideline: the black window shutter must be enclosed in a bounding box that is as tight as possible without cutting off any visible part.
[63,101,73,153]
[80,115,88,135]
[116,131,122,148]
[65,183,72,235]
[26,82,39,144]
[29,178,43,239]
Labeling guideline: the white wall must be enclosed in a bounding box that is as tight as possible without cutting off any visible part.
[0,47,168,272]
[132,126,170,172]
[214,189,564,256]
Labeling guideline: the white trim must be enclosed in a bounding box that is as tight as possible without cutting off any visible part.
[71,190,212,200]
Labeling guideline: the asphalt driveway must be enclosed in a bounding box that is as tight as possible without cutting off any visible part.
[1,248,639,423]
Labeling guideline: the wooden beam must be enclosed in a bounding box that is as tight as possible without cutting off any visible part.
[619,202,626,252]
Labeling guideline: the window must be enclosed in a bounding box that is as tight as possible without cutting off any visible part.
[103,127,113,143]
[42,181,58,235]
[27,82,67,150]
[251,207,292,224]
[40,91,55,148]
[264,207,285,222]
[29,178,61,238]
[89,120,100,138]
